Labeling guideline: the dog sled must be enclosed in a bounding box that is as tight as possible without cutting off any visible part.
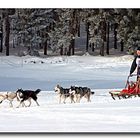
[109,74,140,100]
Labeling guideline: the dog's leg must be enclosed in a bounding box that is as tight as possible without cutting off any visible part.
[7,98,13,108]
[84,94,90,102]
[63,96,66,104]
[70,96,73,103]
[72,95,75,103]
[35,100,39,106]
[70,95,72,103]
[75,95,78,103]
[17,99,24,108]
[17,101,22,108]
[27,98,32,107]
[77,95,80,103]
[22,102,26,107]
[71,94,75,103]
[59,95,62,104]
[9,100,13,108]
[79,95,83,103]
[31,97,40,106]
[21,101,27,107]
[28,95,39,107]
[77,95,81,103]
[70,95,75,103]
[87,94,91,102]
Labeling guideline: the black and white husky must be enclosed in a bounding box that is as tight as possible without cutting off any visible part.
[16,88,41,107]
[54,85,75,104]
[69,86,94,103]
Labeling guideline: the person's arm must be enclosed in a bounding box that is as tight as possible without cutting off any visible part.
[130,57,137,75]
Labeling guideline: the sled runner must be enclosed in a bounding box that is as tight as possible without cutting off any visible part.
[109,74,140,100]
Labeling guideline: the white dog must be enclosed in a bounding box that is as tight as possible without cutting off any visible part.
[0,91,27,107]
[0,92,19,107]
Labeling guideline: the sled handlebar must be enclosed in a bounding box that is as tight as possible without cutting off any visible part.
[125,74,137,88]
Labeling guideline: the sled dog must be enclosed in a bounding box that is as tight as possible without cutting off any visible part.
[16,88,41,107]
[69,86,94,103]
[54,84,75,104]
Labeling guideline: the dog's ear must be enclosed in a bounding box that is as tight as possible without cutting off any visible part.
[18,88,22,91]
[57,84,60,88]
[17,88,20,92]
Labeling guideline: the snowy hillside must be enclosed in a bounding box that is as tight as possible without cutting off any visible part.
[1,54,140,133]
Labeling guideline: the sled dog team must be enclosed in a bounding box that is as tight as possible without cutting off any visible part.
[54,85,94,104]
[0,85,94,108]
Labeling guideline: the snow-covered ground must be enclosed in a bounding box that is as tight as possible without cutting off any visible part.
[1,54,140,133]
[0,54,133,91]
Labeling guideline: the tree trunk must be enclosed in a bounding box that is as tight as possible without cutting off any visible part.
[114,23,118,49]
[13,38,15,48]
[71,38,75,55]
[5,15,10,56]
[103,21,107,42]
[120,39,124,52]
[106,22,110,55]
[60,46,63,55]
[92,43,94,52]
[75,9,80,37]
[67,45,71,56]
[64,48,67,55]
[86,22,89,52]
[44,40,47,55]
[100,42,104,56]
[78,22,80,37]
[0,31,3,52]
[100,20,105,56]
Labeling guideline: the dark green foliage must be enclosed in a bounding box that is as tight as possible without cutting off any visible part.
[0,8,139,56]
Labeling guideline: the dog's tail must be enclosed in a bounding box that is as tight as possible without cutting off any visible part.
[88,88,94,95]
[35,89,41,94]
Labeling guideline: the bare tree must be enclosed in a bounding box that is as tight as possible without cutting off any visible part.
[106,22,110,55]
[4,14,10,56]
[114,23,118,49]
[0,25,3,52]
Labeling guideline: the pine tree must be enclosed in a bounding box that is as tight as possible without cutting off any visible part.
[11,9,56,56]
[49,9,77,56]
[0,9,15,56]
[0,16,3,52]
[0,8,139,57]
[115,9,140,54]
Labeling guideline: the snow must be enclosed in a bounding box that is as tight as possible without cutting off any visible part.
[1,54,140,133]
